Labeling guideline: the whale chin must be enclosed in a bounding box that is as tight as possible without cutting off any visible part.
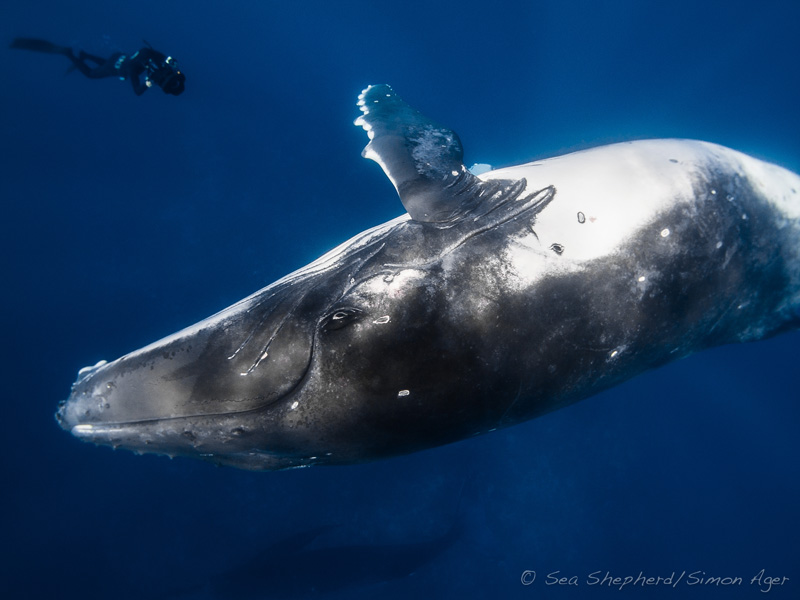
[66,420,310,470]
[55,396,199,458]
[57,397,309,470]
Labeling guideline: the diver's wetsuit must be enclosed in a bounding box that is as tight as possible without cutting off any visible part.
[70,47,175,96]
[9,38,185,96]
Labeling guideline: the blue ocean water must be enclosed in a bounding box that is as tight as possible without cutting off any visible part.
[1,1,798,598]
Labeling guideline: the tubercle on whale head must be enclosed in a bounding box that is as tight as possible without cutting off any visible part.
[55,359,109,431]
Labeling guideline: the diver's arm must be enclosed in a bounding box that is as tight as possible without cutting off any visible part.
[130,72,148,96]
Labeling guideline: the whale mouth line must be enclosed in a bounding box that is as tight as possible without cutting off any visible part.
[69,407,251,434]
[67,413,224,439]
[70,420,188,440]
[72,423,130,439]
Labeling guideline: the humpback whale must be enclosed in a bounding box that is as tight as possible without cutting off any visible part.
[56,85,800,470]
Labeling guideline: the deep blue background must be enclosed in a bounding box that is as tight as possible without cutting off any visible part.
[2,1,798,598]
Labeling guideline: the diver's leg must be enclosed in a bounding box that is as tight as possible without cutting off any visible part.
[62,50,94,77]
[78,51,107,66]
[11,39,123,81]
[67,51,122,79]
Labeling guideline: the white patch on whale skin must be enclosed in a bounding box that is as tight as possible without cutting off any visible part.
[482,140,800,305]
[737,153,800,219]
[411,126,456,174]
[481,140,706,262]
[483,141,800,261]
[363,268,426,300]
[501,232,582,292]
[730,149,800,309]
[734,151,800,311]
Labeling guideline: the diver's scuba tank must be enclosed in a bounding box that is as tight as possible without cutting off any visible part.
[144,53,184,94]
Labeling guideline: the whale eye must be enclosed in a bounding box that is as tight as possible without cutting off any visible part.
[321,307,363,332]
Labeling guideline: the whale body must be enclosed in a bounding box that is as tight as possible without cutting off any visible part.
[56,85,800,470]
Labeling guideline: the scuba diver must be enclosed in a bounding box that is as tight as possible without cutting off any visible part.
[9,37,185,96]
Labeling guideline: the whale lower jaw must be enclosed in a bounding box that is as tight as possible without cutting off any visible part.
[67,418,215,458]
[63,414,319,471]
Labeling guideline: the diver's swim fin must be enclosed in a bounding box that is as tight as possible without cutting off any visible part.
[10,37,72,56]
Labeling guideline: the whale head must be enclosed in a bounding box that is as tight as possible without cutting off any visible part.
[55,212,538,469]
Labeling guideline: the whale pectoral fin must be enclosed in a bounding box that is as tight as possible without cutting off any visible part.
[355,84,488,223]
